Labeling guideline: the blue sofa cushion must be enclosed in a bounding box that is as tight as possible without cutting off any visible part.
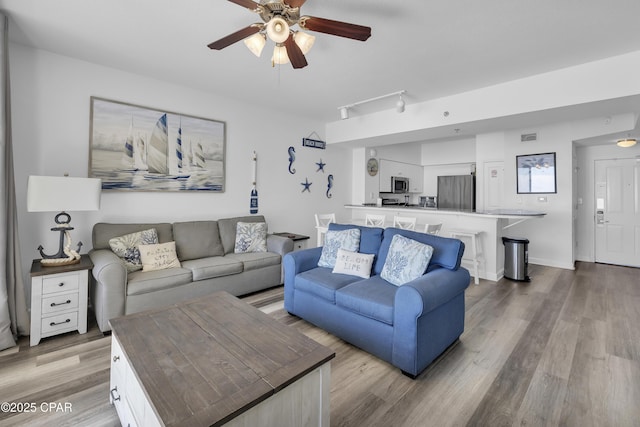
[335,276,397,325]
[374,228,465,275]
[295,267,362,303]
[328,223,384,261]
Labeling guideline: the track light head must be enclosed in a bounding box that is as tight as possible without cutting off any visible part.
[396,94,405,113]
[340,107,349,120]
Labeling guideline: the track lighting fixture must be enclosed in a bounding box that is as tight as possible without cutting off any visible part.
[337,90,407,120]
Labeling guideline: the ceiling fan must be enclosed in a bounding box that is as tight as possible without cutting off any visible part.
[207,0,372,69]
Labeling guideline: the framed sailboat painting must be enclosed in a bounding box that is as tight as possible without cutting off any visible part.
[89,97,226,192]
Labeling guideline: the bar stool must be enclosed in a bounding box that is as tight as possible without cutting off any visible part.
[314,213,335,247]
[423,223,442,235]
[393,216,417,230]
[365,214,386,227]
[448,229,482,285]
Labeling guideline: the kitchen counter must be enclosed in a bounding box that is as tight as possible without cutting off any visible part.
[345,205,546,282]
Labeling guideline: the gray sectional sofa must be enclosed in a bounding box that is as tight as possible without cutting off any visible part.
[89,215,293,332]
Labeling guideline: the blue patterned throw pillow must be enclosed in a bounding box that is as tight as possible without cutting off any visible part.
[380,234,434,286]
[109,228,159,272]
[317,228,361,268]
[234,222,268,253]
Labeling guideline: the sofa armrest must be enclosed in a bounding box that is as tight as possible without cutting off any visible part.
[395,267,471,317]
[283,247,323,312]
[267,234,294,256]
[89,249,127,332]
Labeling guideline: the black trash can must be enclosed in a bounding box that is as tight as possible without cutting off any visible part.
[502,237,530,282]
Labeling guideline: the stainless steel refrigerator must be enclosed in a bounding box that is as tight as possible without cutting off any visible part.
[437,175,476,210]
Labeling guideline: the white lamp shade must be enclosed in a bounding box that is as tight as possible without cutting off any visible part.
[266,17,290,43]
[27,176,102,213]
[243,32,266,57]
[294,30,315,54]
[272,45,290,65]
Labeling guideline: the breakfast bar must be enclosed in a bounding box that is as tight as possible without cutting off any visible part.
[345,205,545,282]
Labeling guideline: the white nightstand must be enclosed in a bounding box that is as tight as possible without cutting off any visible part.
[29,255,93,346]
[273,232,310,252]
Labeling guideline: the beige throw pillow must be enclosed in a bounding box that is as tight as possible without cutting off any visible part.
[138,242,181,272]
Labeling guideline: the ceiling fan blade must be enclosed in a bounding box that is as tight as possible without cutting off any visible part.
[283,0,307,8]
[284,35,308,69]
[227,0,260,11]
[208,25,260,50]
[300,16,371,41]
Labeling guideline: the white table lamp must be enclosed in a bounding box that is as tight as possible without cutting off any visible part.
[27,175,102,266]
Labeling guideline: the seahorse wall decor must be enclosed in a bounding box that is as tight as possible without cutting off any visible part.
[326,174,334,198]
[288,146,296,174]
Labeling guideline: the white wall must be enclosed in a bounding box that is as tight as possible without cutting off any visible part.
[11,44,352,293]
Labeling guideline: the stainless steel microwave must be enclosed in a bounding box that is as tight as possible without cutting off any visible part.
[391,176,409,193]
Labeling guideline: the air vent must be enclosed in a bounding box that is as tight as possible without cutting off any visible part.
[521,133,537,142]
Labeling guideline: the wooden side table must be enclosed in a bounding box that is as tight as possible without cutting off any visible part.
[273,232,310,251]
[30,254,93,346]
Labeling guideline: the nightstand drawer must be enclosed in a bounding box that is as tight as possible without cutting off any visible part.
[42,273,80,295]
[41,312,78,334]
[42,293,79,315]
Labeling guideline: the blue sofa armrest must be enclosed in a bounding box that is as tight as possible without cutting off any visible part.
[392,267,471,375]
[283,247,323,312]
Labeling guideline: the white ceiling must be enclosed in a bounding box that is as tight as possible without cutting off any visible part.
[2,0,640,138]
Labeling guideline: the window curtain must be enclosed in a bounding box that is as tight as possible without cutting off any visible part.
[1,14,29,351]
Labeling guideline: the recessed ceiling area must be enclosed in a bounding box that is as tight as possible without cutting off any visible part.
[2,0,640,134]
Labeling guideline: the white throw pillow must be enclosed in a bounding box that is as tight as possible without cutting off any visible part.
[138,241,181,271]
[108,228,159,272]
[381,234,434,286]
[234,222,268,253]
[317,228,361,268]
[332,249,375,279]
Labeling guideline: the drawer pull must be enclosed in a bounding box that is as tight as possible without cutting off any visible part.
[110,386,121,402]
[50,299,72,307]
[58,282,65,287]
[49,319,71,326]
[113,355,120,363]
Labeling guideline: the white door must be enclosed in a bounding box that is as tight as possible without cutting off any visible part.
[484,161,504,211]
[594,159,640,267]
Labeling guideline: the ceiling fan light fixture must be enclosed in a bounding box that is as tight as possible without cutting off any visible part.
[243,32,266,57]
[616,138,637,148]
[271,44,290,65]
[266,17,290,44]
[294,30,315,54]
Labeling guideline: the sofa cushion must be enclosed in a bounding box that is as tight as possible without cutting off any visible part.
[295,267,361,303]
[180,257,244,281]
[234,222,267,253]
[218,215,266,254]
[139,242,182,272]
[173,221,224,261]
[374,228,464,275]
[332,249,375,279]
[328,223,384,257]
[318,228,361,268]
[109,228,159,273]
[225,252,281,271]
[335,276,397,325]
[380,234,434,286]
[126,267,193,296]
[93,223,173,250]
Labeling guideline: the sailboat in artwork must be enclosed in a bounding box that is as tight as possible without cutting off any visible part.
[145,114,190,179]
[121,116,148,171]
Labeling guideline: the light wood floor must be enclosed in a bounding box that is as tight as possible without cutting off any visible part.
[1,262,639,426]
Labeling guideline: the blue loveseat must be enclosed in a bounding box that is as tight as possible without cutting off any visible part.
[283,223,471,377]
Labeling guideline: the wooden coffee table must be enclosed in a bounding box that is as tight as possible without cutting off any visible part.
[109,291,335,427]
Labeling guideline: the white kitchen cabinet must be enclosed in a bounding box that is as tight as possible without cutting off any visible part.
[406,163,424,193]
